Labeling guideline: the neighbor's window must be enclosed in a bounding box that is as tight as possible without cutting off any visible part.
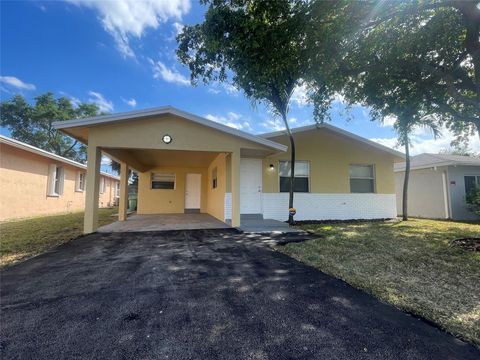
[279,161,310,192]
[47,164,64,196]
[464,175,480,196]
[76,172,86,192]
[212,167,218,189]
[115,181,120,198]
[100,177,106,194]
[349,164,375,193]
[151,172,176,189]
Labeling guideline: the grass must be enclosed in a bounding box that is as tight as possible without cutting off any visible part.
[0,208,118,267]
[278,218,480,346]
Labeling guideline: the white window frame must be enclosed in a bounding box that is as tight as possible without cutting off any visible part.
[278,160,310,193]
[47,164,64,197]
[151,172,176,190]
[115,181,120,198]
[100,177,106,194]
[349,164,376,193]
[76,171,86,192]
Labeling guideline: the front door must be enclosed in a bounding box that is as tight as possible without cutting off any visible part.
[185,173,201,210]
[240,158,263,214]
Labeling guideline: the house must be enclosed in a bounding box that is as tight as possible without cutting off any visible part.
[394,153,480,220]
[53,106,404,233]
[0,135,120,221]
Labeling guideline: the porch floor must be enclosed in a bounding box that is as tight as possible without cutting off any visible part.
[97,213,230,233]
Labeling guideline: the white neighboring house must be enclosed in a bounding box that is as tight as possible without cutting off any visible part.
[394,153,480,220]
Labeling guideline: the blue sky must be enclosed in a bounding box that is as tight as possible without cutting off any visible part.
[1,0,478,160]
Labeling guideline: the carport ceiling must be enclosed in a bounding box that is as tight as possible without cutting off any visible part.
[104,148,222,171]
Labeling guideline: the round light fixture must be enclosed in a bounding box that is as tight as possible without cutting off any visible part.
[162,134,172,144]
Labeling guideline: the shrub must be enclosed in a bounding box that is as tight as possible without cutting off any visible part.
[466,187,480,216]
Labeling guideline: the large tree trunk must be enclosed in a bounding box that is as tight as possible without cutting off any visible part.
[281,112,296,225]
[402,140,410,221]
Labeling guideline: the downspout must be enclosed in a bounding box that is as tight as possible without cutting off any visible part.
[441,170,450,219]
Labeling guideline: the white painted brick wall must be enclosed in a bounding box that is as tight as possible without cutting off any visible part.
[225,192,397,220]
[224,192,232,220]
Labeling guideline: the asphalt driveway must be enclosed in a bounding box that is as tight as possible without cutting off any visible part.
[1,229,478,359]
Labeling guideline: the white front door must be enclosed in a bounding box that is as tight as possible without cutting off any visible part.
[185,173,201,209]
[240,158,263,214]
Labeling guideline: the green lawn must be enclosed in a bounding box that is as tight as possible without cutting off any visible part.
[0,208,118,267]
[278,218,480,346]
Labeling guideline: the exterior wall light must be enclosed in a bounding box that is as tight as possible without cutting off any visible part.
[162,134,172,144]
[269,164,275,170]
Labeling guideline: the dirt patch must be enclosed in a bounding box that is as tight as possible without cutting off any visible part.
[450,238,480,252]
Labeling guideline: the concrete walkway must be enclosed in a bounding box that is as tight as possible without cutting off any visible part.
[98,213,230,232]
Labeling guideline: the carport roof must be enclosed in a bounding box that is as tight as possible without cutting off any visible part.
[53,106,287,152]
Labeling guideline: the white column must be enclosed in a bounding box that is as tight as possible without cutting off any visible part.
[230,150,241,227]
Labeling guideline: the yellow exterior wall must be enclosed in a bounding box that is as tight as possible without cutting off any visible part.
[86,115,266,154]
[137,166,208,214]
[206,153,227,221]
[263,129,400,194]
[0,143,119,221]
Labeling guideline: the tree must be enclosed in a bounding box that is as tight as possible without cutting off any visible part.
[352,0,480,141]
[177,0,348,224]
[340,15,441,220]
[1,93,100,162]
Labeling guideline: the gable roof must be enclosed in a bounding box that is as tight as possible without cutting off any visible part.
[53,106,287,152]
[394,153,480,172]
[261,123,405,158]
[0,135,120,180]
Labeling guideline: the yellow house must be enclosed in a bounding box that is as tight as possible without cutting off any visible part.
[0,135,120,221]
[53,106,404,233]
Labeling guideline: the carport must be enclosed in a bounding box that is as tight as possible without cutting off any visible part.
[53,106,286,233]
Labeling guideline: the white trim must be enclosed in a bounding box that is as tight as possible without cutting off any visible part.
[0,134,120,180]
[442,171,449,219]
[261,123,404,158]
[52,106,288,152]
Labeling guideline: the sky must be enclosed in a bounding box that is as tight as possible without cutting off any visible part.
[1,0,479,166]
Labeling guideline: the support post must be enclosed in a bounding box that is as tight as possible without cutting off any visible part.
[230,150,241,227]
[118,162,129,221]
[84,145,101,233]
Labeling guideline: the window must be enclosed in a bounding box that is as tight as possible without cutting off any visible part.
[100,177,106,194]
[47,164,64,196]
[115,182,120,198]
[349,164,375,193]
[151,172,175,189]
[279,161,309,192]
[464,175,480,198]
[76,172,86,192]
[212,167,218,189]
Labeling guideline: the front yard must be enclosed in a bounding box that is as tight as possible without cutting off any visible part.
[279,218,480,346]
[0,208,118,267]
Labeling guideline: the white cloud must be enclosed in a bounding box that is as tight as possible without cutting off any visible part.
[101,155,112,165]
[151,60,190,86]
[205,112,252,131]
[122,97,137,107]
[88,91,114,112]
[59,91,81,108]
[0,76,36,90]
[207,82,239,96]
[381,115,397,127]
[172,22,184,36]
[66,0,191,58]
[370,126,480,155]
[291,84,309,107]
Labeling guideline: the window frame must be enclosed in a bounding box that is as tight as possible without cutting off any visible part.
[278,160,310,193]
[151,172,176,190]
[212,166,218,189]
[76,171,86,192]
[99,177,106,194]
[47,164,64,197]
[464,175,480,196]
[349,164,376,194]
